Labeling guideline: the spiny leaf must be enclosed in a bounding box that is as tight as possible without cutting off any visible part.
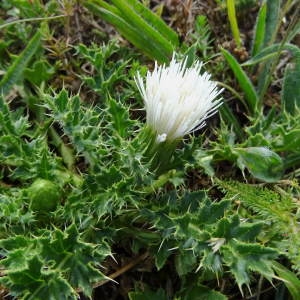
[222,240,277,292]
[1,256,76,300]
[182,284,228,300]
[40,224,110,295]
[107,96,134,138]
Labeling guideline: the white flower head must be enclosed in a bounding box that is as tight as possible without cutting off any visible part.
[135,54,223,142]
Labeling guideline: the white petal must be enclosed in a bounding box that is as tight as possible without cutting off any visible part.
[135,54,223,142]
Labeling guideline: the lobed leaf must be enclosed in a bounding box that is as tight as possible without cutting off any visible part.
[181,284,228,300]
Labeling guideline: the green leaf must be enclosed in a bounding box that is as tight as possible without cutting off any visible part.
[24,273,75,300]
[198,199,230,225]
[277,129,300,152]
[24,60,55,85]
[175,251,197,276]
[110,0,175,55]
[235,147,284,182]
[243,43,300,66]
[107,96,134,138]
[217,180,300,270]
[286,20,300,43]
[251,1,267,56]
[1,249,30,270]
[221,48,259,114]
[215,215,263,242]
[0,30,42,95]
[44,89,104,167]
[154,243,172,270]
[263,0,280,47]
[219,103,243,139]
[128,288,168,300]
[226,0,241,47]
[84,0,174,62]
[51,88,69,113]
[272,261,300,300]
[215,215,239,240]
[180,190,207,213]
[282,48,300,115]
[193,150,215,177]
[0,256,76,300]
[218,180,296,226]
[182,284,228,300]
[123,0,179,47]
[283,153,300,172]
[0,236,36,270]
[40,224,110,297]
[37,149,51,179]
[0,96,30,136]
[222,240,278,291]
[256,0,280,97]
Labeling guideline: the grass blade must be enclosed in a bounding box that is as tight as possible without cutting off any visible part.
[0,30,42,95]
[110,0,174,56]
[84,0,176,62]
[221,48,259,114]
[251,1,267,56]
[272,261,300,300]
[219,103,243,139]
[282,47,300,115]
[256,0,281,97]
[243,43,300,66]
[226,0,241,48]
[263,0,281,47]
[84,2,170,62]
[126,0,179,47]
[286,19,300,42]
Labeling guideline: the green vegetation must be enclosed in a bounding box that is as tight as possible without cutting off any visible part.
[0,0,299,299]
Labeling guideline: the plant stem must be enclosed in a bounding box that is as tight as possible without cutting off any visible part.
[0,15,67,30]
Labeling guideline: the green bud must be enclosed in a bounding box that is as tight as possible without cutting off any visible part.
[27,179,60,212]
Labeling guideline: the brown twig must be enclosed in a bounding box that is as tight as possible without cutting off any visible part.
[76,251,150,293]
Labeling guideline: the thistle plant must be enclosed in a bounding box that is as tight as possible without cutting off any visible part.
[135,54,223,172]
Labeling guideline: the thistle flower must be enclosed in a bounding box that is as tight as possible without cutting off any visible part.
[135,55,222,143]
